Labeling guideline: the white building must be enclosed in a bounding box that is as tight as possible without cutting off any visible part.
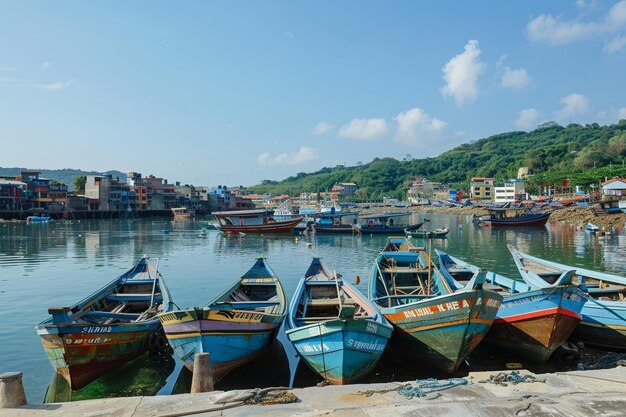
[494,179,525,203]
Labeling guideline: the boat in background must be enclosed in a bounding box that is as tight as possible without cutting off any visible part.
[405,225,448,239]
[508,245,626,350]
[436,250,585,363]
[480,208,550,227]
[36,256,174,390]
[285,258,392,384]
[213,209,303,234]
[171,207,195,219]
[158,257,286,380]
[585,222,600,232]
[356,213,425,235]
[367,237,502,373]
[313,212,359,234]
[27,215,50,223]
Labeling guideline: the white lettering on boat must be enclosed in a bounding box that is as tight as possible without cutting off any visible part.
[81,326,113,334]
[365,322,378,334]
[347,339,386,352]
[300,343,329,353]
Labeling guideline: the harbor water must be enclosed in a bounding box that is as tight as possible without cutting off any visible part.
[1,213,625,403]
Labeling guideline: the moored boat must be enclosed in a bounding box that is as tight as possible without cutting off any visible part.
[158,257,286,380]
[313,212,359,234]
[36,256,174,390]
[508,245,626,350]
[405,227,448,239]
[27,215,51,223]
[367,237,502,373]
[481,208,550,227]
[213,209,303,234]
[436,250,585,362]
[171,207,195,219]
[285,258,392,384]
[356,213,424,235]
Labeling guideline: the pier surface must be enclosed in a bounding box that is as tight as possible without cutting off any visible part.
[2,367,625,416]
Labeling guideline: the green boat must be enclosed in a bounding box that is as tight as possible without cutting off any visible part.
[405,227,449,238]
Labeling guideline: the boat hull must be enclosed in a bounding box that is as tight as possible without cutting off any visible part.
[159,308,283,380]
[286,319,391,385]
[381,290,501,373]
[37,321,160,390]
[359,224,421,235]
[218,217,303,234]
[485,287,584,362]
[574,299,626,350]
[484,212,550,227]
[314,225,355,234]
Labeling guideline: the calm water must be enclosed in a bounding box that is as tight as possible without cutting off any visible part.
[1,213,625,403]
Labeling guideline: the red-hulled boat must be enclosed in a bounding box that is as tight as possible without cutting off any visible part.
[213,209,303,234]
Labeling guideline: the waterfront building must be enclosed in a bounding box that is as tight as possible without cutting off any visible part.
[85,175,133,210]
[470,177,495,202]
[330,182,358,203]
[494,179,526,203]
[408,178,447,203]
[208,185,254,212]
[601,177,626,200]
[0,177,26,210]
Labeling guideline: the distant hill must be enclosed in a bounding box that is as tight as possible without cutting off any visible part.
[0,167,126,191]
[249,121,626,199]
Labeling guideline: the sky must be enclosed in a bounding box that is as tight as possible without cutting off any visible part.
[1,1,626,187]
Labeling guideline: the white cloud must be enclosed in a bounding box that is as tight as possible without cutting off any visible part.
[501,66,532,90]
[596,110,607,119]
[257,146,317,165]
[338,118,388,140]
[314,122,333,135]
[604,34,626,53]
[37,79,73,91]
[393,107,447,147]
[42,62,51,69]
[515,108,542,129]
[441,40,486,106]
[527,1,626,49]
[618,107,626,120]
[555,93,589,121]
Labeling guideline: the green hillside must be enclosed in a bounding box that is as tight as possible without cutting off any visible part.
[250,121,626,199]
[0,167,126,191]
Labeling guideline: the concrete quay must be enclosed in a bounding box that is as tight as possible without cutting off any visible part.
[2,367,626,417]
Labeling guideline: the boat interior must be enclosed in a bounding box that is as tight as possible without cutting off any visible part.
[374,254,438,307]
[217,282,282,314]
[295,281,371,324]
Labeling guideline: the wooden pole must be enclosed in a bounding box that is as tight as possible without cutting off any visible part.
[191,353,214,393]
[0,372,27,408]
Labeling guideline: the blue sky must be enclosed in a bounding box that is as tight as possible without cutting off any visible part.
[1,1,626,186]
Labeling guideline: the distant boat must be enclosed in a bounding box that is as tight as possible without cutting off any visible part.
[285,258,392,384]
[213,209,303,234]
[436,250,585,363]
[481,208,550,227]
[355,213,424,235]
[171,207,195,219]
[367,237,502,373]
[27,215,50,223]
[158,257,286,380]
[585,222,600,232]
[405,227,448,239]
[508,245,626,350]
[313,212,359,234]
[36,256,174,390]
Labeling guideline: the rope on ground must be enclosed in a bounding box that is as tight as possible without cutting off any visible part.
[356,383,411,397]
[243,387,298,406]
[583,353,626,370]
[478,371,544,386]
[397,378,470,399]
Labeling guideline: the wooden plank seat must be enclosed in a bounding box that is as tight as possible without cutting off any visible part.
[215,301,280,309]
[85,311,142,320]
[308,298,340,307]
[106,293,162,302]
[121,279,158,285]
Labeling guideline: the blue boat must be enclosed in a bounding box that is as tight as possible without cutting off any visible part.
[436,250,585,362]
[356,213,424,235]
[313,212,359,234]
[285,258,392,384]
[509,245,626,350]
[368,237,502,373]
[27,215,51,223]
[158,257,286,380]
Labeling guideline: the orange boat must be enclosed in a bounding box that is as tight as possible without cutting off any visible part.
[213,209,303,234]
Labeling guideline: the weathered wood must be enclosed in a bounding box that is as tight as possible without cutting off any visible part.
[0,372,27,408]
[191,353,214,393]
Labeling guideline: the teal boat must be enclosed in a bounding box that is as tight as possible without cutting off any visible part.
[285,258,392,385]
[405,227,449,238]
[368,237,502,373]
[158,257,286,381]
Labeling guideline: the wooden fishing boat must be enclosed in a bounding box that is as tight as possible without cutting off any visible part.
[285,258,392,384]
[508,245,626,350]
[436,250,585,362]
[158,257,286,380]
[405,227,448,238]
[356,213,424,235]
[313,212,359,234]
[213,209,303,234]
[367,237,502,373]
[481,208,550,227]
[171,207,195,219]
[36,256,174,390]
